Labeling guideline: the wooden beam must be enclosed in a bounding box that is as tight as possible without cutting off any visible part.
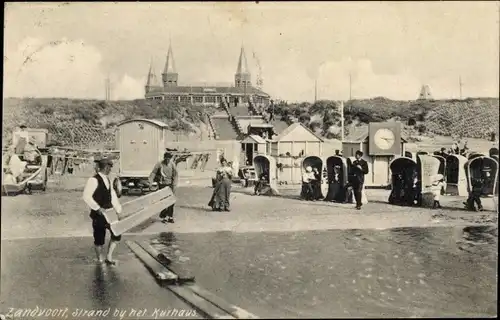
[125,241,178,282]
[127,241,235,319]
[187,285,259,319]
[137,241,195,282]
[103,187,175,235]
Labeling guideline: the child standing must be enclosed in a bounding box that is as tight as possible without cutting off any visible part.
[431,174,445,209]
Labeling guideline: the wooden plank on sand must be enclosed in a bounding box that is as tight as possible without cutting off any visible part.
[119,187,174,220]
[126,241,178,282]
[166,285,235,319]
[187,284,259,319]
[127,242,234,319]
[103,188,175,236]
[137,241,195,282]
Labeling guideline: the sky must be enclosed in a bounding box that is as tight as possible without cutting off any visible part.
[3,2,499,101]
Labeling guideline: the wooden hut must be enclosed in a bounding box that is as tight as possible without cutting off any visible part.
[115,119,168,181]
[241,134,267,165]
[268,123,324,184]
[342,124,407,187]
[12,128,49,148]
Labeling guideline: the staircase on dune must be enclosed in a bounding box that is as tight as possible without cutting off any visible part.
[211,116,240,140]
[220,100,245,138]
[211,96,288,140]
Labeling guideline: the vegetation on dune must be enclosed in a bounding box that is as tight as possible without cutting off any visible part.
[271,97,499,141]
[2,98,221,148]
[2,96,498,147]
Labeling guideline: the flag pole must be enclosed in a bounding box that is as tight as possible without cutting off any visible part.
[340,101,345,142]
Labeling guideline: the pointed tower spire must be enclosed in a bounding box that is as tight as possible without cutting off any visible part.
[162,41,178,87]
[145,58,158,94]
[146,60,153,87]
[235,45,251,88]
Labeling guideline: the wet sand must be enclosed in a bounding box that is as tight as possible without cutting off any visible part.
[1,180,497,318]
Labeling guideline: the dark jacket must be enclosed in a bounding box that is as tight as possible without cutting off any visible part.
[350,159,369,185]
[149,160,178,187]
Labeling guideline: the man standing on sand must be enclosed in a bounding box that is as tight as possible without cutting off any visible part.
[82,158,122,265]
[148,151,178,224]
[350,150,369,210]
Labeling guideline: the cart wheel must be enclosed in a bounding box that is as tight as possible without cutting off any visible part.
[25,186,32,195]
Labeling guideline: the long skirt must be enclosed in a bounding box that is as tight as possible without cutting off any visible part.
[325,182,341,202]
[208,177,232,211]
[312,181,323,200]
[301,183,314,200]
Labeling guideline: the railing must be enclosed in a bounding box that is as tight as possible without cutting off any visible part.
[247,95,260,116]
[220,99,232,118]
[230,116,244,138]
[206,115,217,140]
[220,99,245,138]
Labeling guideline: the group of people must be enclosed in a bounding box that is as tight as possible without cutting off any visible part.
[389,170,445,209]
[300,166,323,201]
[301,150,369,210]
[79,143,495,265]
[389,169,421,207]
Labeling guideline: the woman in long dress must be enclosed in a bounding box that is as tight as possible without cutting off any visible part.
[312,167,323,200]
[208,169,232,211]
[325,165,341,202]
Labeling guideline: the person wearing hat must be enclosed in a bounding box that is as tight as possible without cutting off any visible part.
[148,151,178,223]
[430,174,445,209]
[350,150,369,210]
[82,157,123,265]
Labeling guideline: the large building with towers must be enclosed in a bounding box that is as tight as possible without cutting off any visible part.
[145,44,271,107]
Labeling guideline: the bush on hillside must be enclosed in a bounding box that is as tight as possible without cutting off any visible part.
[309,120,322,132]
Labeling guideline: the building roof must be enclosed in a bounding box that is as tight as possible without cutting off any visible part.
[145,85,270,97]
[274,122,324,142]
[117,118,168,128]
[343,126,408,142]
[241,134,266,144]
[268,120,290,135]
[343,126,369,142]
